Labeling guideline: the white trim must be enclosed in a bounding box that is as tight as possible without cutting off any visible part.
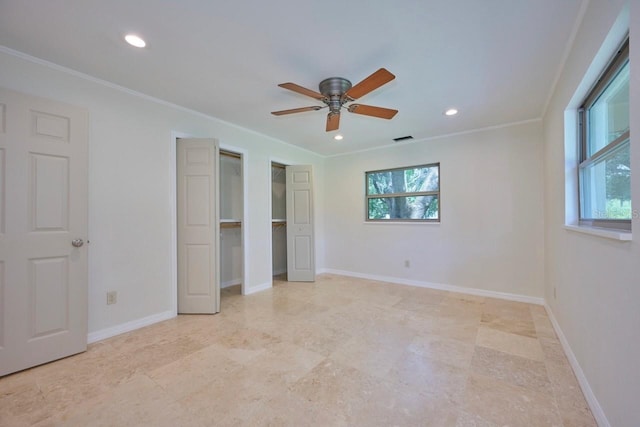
[544,304,611,427]
[0,46,551,160]
[325,118,542,158]
[243,281,272,295]
[322,269,544,305]
[0,45,320,158]
[87,310,175,344]
[541,0,590,117]
[0,45,561,160]
[564,224,632,241]
[272,268,287,276]
[564,6,630,110]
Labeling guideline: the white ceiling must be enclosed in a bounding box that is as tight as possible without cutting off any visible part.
[0,0,584,156]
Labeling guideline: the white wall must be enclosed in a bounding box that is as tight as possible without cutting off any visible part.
[543,1,638,426]
[0,49,325,335]
[324,120,545,299]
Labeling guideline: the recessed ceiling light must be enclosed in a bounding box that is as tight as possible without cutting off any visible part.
[444,108,459,116]
[334,134,343,141]
[125,34,146,48]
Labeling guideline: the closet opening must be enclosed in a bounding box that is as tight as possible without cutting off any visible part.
[220,149,244,302]
[271,161,287,280]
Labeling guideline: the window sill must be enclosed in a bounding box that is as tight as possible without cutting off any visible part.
[364,221,441,225]
[564,224,632,241]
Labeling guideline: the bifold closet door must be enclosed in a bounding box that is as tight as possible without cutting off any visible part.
[285,165,315,282]
[177,138,220,314]
[0,87,88,376]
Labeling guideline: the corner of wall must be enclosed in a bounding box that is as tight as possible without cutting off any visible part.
[543,303,611,427]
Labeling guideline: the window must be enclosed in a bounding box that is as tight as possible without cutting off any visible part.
[365,163,440,221]
[579,38,630,230]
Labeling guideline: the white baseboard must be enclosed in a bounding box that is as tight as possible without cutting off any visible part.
[221,278,242,289]
[83,270,607,426]
[322,269,545,305]
[87,310,175,344]
[544,304,610,427]
[87,279,270,342]
[243,281,272,295]
[321,269,608,424]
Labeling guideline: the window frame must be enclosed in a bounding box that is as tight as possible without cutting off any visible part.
[578,37,630,230]
[364,162,440,223]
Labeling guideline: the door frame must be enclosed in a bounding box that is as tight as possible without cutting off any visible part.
[170,132,249,314]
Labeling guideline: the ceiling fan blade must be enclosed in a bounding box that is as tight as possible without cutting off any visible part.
[348,104,398,119]
[278,82,325,100]
[344,68,395,100]
[326,112,340,132]
[271,106,323,116]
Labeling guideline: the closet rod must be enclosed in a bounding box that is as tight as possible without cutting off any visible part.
[220,150,242,159]
[220,221,242,229]
[271,221,287,230]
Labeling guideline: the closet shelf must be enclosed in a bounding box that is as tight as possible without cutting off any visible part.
[220,219,242,228]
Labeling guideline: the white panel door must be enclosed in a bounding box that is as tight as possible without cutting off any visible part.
[177,138,219,313]
[0,87,88,376]
[286,165,315,282]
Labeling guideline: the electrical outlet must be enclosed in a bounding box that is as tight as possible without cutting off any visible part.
[404,260,410,268]
[107,291,117,305]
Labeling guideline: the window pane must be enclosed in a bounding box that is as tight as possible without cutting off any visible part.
[368,195,439,220]
[367,165,439,195]
[580,139,631,219]
[587,61,629,156]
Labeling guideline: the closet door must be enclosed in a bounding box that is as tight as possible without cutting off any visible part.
[177,138,219,313]
[286,165,315,282]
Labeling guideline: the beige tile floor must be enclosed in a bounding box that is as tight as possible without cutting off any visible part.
[0,274,596,427]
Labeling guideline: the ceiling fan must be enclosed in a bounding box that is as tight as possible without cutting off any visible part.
[271,68,398,132]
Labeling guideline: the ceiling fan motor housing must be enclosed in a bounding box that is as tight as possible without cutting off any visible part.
[319,77,352,113]
[271,68,397,132]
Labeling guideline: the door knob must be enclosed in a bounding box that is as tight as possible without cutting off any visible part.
[71,239,84,248]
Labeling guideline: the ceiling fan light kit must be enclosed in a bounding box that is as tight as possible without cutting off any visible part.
[271,68,398,132]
